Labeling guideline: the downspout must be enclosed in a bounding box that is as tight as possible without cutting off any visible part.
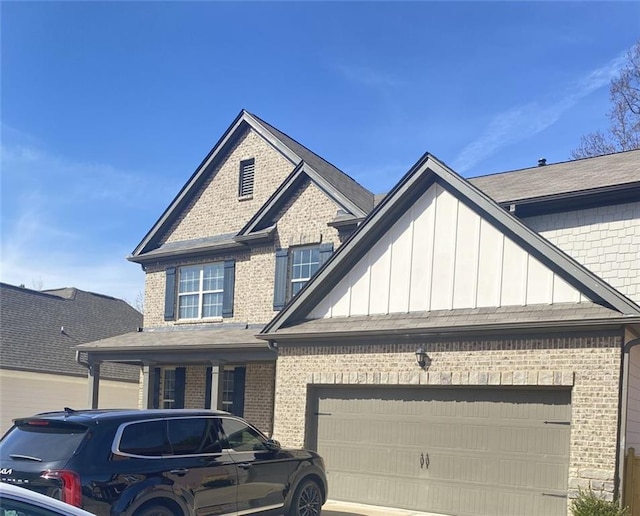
[75,350,91,370]
[619,336,640,506]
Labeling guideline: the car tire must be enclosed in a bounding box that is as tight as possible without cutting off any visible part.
[134,503,176,516]
[288,478,323,516]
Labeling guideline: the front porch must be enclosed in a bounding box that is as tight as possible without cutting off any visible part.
[74,325,277,433]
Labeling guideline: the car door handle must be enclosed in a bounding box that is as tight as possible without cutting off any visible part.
[237,463,252,470]
[169,468,189,476]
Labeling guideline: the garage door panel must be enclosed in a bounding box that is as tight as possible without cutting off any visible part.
[312,386,570,516]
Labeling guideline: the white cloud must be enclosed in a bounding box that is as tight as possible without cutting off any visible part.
[0,133,158,304]
[452,50,628,173]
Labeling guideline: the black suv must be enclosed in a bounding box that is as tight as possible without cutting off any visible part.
[0,408,327,516]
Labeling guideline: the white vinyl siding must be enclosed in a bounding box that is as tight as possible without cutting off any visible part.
[311,183,588,319]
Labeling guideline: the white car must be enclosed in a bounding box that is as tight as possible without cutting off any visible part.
[0,482,95,516]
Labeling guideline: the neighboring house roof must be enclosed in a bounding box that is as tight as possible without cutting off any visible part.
[0,283,142,381]
[129,109,374,262]
[261,152,640,339]
[469,149,640,216]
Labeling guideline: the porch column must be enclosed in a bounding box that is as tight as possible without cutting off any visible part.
[141,362,157,409]
[209,361,225,410]
[87,362,101,409]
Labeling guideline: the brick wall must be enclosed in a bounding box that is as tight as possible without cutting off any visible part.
[244,362,276,434]
[161,127,294,244]
[524,201,640,304]
[273,333,622,501]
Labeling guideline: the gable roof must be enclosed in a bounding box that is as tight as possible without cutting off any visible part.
[129,110,374,261]
[261,153,640,337]
[238,160,367,238]
[469,149,640,215]
[0,283,142,380]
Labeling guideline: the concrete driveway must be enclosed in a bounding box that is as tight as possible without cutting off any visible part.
[322,500,446,516]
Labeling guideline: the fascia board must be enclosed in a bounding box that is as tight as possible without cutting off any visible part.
[128,241,246,264]
[239,162,367,237]
[258,315,640,343]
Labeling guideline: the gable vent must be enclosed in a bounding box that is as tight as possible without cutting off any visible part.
[239,158,255,197]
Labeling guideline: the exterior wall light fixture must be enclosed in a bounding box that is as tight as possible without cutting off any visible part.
[415,346,429,368]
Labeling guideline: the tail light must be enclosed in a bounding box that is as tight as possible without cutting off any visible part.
[42,470,83,507]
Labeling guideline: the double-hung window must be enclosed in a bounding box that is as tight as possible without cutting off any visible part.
[178,263,224,319]
[273,242,333,311]
[164,261,235,322]
[290,247,320,296]
[162,368,176,409]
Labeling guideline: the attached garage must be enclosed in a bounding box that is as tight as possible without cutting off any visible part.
[308,386,571,516]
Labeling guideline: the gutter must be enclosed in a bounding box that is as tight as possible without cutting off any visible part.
[259,316,640,343]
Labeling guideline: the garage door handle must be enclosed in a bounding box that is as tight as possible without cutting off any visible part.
[420,453,429,469]
[169,468,189,476]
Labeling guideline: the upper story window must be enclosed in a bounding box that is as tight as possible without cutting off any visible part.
[164,261,235,322]
[290,247,320,296]
[239,158,255,197]
[273,242,334,311]
[178,263,224,319]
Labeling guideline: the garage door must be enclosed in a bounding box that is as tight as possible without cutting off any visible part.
[310,386,570,516]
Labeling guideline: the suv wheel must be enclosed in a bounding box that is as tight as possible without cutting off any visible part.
[134,503,177,516]
[289,479,322,516]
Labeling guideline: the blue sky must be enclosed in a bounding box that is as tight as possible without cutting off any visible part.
[1,1,638,306]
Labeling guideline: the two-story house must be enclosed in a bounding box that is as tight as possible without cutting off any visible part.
[75,110,374,433]
[77,110,639,514]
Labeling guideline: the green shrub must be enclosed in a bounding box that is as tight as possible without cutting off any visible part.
[570,488,629,516]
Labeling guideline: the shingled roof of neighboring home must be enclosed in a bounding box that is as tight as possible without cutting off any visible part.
[0,283,142,381]
[469,149,640,205]
[130,110,374,260]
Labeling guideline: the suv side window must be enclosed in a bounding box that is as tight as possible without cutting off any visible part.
[119,420,166,456]
[220,418,267,452]
[167,417,223,455]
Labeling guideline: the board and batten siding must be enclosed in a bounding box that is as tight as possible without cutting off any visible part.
[311,183,585,319]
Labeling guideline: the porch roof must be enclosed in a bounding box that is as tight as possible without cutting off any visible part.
[75,326,276,365]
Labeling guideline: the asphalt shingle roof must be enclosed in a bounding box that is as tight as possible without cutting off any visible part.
[469,149,640,204]
[250,112,375,215]
[76,326,266,352]
[270,302,630,338]
[0,283,142,381]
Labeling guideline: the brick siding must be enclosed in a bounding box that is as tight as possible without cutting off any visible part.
[273,333,623,502]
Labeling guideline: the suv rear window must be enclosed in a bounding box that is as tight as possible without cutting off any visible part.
[0,421,88,462]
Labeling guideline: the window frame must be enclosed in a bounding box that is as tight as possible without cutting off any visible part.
[161,368,176,409]
[289,245,321,298]
[177,263,225,320]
